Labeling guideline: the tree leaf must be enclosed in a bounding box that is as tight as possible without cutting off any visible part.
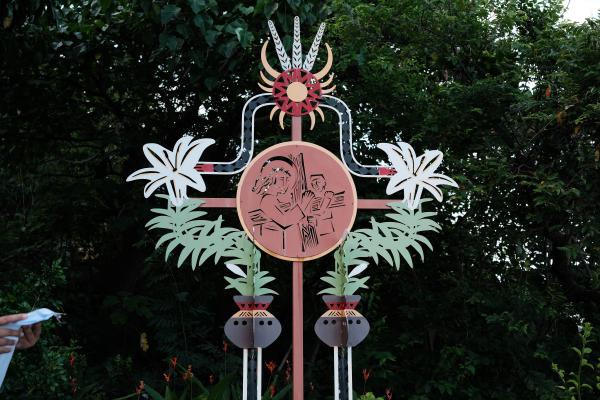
[160,5,181,24]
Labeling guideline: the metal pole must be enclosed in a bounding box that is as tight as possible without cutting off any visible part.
[257,347,262,400]
[248,349,258,400]
[291,116,304,400]
[347,347,353,400]
[333,346,340,400]
[243,349,248,400]
[338,347,348,400]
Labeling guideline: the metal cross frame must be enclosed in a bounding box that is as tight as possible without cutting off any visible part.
[127,16,457,400]
[200,116,391,400]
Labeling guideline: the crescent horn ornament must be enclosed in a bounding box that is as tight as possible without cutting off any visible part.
[314,43,333,80]
[257,20,336,130]
[261,41,280,79]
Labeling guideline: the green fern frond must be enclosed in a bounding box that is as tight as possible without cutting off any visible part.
[318,199,440,296]
[346,200,439,270]
[148,197,243,270]
[146,196,278,296]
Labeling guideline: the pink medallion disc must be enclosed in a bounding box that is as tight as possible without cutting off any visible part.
[237,142,357,261]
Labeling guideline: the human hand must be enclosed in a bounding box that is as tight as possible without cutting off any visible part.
[0,313,27,354]
[16,324,42,350]
[301,190,315,209]
[303,190,315,200]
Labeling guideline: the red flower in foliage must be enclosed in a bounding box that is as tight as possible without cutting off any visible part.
[270,385,276,397]
[223,340,229,353]
[545,85,551,98]
[170,356,178,369]
[69,352,76,368]
[362,368,371,382]
[265,360,277,375]
[385,388,393,400]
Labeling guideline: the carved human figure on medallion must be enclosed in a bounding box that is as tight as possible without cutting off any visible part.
[237,142,357,261]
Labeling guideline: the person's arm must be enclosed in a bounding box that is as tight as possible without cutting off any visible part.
[314,191,334,216]
[262,195,306,226]
[0,314,26,354]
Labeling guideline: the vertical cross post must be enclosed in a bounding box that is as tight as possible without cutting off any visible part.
[337,347,349,400]
[248,349,258,400]
[291,116,304,400]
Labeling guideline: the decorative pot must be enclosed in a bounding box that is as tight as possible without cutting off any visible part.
[314,295,370,347]
[224,295,282,349]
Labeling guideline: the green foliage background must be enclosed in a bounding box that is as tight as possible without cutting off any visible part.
[1,0,599,398]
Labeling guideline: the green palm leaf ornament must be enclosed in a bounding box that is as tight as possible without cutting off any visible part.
[146,195,240,269]
[318,200,441,296]
[145,195,277,297]
[223,234,278,297]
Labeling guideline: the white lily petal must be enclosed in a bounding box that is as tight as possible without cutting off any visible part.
[412,154,425,175]
[175,169,207,193]
[126,167,164,182]
[385,173,414,195]
[171,197,184,207]
[377,143,412,174]
[170,136,194,169]
[173,177,189,203]
[407,200,420,209]
[143,143,174,172]
[398,142,418,173]
[391,166,412,182]
[186,176,207,193]
[403,181,419,209]
[420,181,444,202]
[404,197,418,210]
[143,177,167,198]
[164,178,181,206]
[179,138,216,170]
[131,137,216,203]
[415,150,443,176]
[428,173,459,188]
[414,185,424,206]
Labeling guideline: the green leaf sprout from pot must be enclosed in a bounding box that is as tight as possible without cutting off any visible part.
[319,237,370,296]
[223,237,277,296]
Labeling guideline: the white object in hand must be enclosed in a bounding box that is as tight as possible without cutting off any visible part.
[0,308,62,388]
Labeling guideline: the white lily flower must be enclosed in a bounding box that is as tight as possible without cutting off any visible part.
[127,136,215,206]
[377,142,458,209]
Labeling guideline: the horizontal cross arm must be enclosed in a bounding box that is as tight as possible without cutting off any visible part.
[196,198,394,209]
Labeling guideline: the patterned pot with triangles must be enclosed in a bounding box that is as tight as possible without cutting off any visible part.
[314,295,370,347]
[224,295,282,349]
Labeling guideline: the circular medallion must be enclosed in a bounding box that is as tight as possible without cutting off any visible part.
[237,142,357,261]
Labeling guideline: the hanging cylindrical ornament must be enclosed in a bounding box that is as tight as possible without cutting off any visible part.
[315,295,370,400]
[225,295,282,400]
[225,295,282,349]
[314,295,370,347]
